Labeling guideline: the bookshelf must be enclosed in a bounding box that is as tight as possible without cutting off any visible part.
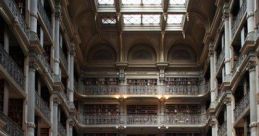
[127,79,157,85]
[127,105,158,115]
[83,104,119,115]
[83,78,119,85]
[165,104,201,114]
[164,77,199,85]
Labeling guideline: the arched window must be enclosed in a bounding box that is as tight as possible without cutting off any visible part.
[168,45,196,63]
[128,45,156,63]
[87,44,116,63]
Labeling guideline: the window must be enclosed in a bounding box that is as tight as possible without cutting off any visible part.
[142,0,162,5]
[98,0,114,5]
[167,14,184,25]
[123,14,141,24]
[101,17,116,24]
[170,0,186,5]
[122,0,161,5]
[142,15,160,24]
[123,14,160,25]
[121,0,141,5]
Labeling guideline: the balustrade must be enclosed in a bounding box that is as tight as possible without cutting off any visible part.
[234,93,249,120]
[37,54,52,76]
[80,85,120,95]
[218,121,227,136]
[35,91,50,121]
[232,55,245,73]
[231,0,247,37]
[38,1,52,35]
[79,114,208,126]
[127,85,158,95]
[81,115,120,125]
[164,84,207,95]
[58,122,66,136]
[216,51,225,73]
[0,112,24,136]
[0,44,24,89]
[78,83,208,96]
[126,115,158,125]
[60,47,68,72]
[2,0,28,38]
[163,114,208,125]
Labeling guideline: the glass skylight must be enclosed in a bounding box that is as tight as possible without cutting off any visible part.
[98,0,114,5]
[167,14,184,24]
[122,0,161,5]
[170,0,186,5]
[142,15,160,24]
[122,0,141,5]
[142,0,162,5]
[123,15,141,24]
[123,14,161,25]
[101,17,116,24]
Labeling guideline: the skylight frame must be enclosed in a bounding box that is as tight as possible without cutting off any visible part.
[97,0,114,5]
[166,14,186,31]
[121,0,162,7]
[123,14,161,26]
[167,14,184,25]
[123,14,142,25]
[169,0,187,6]
[101,17,117,25]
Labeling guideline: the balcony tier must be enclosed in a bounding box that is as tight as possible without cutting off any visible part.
[77,84,209,98]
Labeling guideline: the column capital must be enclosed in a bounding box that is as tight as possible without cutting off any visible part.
[67,118,76,126]
[209,117,218,127]
[69,44,76,56]
[51,93,62,104]
[223,3,230,19]
[246,60,256,72]
[55,0,61,18]
[27,122,36,128]
[249,122,258,128]
[209,43,215,56]
[224,96,232,105]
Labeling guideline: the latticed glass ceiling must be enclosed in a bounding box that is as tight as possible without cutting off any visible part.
[96,0,188,31]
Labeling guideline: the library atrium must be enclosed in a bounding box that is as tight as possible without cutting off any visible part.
[0,0,259,136]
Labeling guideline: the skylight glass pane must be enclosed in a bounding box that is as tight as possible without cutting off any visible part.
[142,0,162,5]
[142,15,160,24]
[98,0,114,5]
[170,0,186,5]
[167,14,184,24]
[101,18,116,24]
[122,0,141,5]
[123,15,141,24]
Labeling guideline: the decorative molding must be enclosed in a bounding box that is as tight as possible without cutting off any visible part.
[209,116,218,126]
[55,0,61,18]
[249,122,258,128]
[209,43,214,56]
[222,3,230,20]
[27,122,36,128]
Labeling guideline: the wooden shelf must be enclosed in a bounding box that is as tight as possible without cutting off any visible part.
[127,105,158,115]
[165,77,199,85]
[127,79,157,85]
[83,78,119,85]
[83,104,119,115]
[165,104,201,114]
